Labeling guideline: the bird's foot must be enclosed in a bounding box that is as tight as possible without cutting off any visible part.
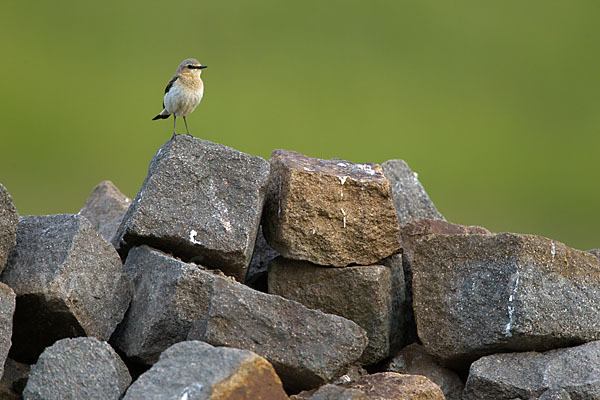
[171,132,177,140]
[186,132,193,137]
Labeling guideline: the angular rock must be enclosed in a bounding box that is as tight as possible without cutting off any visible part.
[116,135,270,281]
[262,150,401,267]
[0,358,29,400]
[380,254,410,354]
[1,214,131,363]
[79,180,131,247]
[341,372,445,400]
[413,232,600,367]
[399,220,490,345]
[386,343,463,400]
[0,283,15,379]
[588,249,600,261]
[381,159,444,227]
[304,384,367,400]
[463,341,600,400]
[246,225,279,289]
[0,183,19,272]
[123,340,288,400]
[112,245,367,392]
[187,275,368,391]
[111,245,215,365]
[23,337,131,400]
[268,256,403,364]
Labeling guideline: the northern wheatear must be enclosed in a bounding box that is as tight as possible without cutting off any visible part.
[152,58,207,138]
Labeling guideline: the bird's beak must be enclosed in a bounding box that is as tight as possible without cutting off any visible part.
[192,65,207,70]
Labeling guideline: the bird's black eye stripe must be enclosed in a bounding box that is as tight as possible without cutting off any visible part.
[187,65,193,69]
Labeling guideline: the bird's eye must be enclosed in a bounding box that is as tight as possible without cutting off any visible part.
[187,65,193,69]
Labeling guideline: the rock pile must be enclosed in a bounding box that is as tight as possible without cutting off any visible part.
[0,135,598,399]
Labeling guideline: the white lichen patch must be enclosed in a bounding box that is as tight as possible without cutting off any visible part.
[551,241,556,262]
[504,270,520,337]
[179,383,204,400]
[339,175,348,185]
[356,163,377,175]
[341,207,347,229]
[337,162,348,167]
[189,230,202,245]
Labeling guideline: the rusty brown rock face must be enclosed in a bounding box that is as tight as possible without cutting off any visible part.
[263,150,401,267]
[342,372,445,400]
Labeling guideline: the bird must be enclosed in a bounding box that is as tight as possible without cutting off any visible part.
[152,58,207,139]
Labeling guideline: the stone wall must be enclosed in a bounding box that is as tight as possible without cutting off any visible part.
[0,136,598,399]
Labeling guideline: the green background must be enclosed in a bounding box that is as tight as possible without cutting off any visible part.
[1,1,599,250]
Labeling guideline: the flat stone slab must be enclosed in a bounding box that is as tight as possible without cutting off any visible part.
[341,372,445,400]
[381,159,444,227]
[1,214,131,363]
[188,273,368,392]
[0,184,19,272]
[262,150,401,266]
[123,340,289,400]
[268,257,405,364]
[112,245,367,392]
[111,245,215,365]
[116,135,270,281]
[79,180,131,247]
[386,343,464,400]
[463,341,600,400]
[412,232,600,367]
[23,337,131,400]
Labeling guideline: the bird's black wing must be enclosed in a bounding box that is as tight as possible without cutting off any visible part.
[162,76,178,108]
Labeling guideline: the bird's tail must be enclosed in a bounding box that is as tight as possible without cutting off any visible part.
[152,109,171,120]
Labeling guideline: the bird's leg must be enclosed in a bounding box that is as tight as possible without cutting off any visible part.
[171,116,177,140]
[183,117,192,137]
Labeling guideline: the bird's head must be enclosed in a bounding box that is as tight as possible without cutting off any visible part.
[177,58,207,77]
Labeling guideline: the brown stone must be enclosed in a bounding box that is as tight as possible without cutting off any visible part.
[0,183,18,272]
[123,341,288,399]
[268,257,402,364]
[387,344,463,400]
[342,372,445,399]
[262,150,401,267]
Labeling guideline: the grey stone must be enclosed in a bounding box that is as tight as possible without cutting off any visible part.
[116,135,270,281]
[398,220,491,346]
[187,270,368,392]
[0,358,29,399]
[111,245,215,365]
[123,340,288,400]
[308,384,367,400]
[246,225,279,288]
[380,254,410,354]
[1,214,131,363]
[0,184,19,272]
[537,389,572,400]
[23,337,131,400]
[113,245,367,391]
[381,159,444,227]
[463,341,600,400]
[341,372,445,400]
[413,232,600,367]
[386,343,463,400]
[262,150,401,267]
[268,257,403,364]
[0,283,15,379]
[79,180,131,247]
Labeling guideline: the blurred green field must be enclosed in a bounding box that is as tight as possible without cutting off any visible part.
[1,1,599,249]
